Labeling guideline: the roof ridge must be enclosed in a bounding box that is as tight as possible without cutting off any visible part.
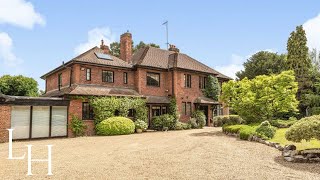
[73,46,99,60]
[180,53,219,74]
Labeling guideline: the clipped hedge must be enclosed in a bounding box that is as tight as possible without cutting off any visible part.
[96,117,135,136]
[255,121,277,139]
[285,115,320,142]
[223,124,256,140]
[213,115,244,127]
[222,125,245,134]
[152,114,176,130]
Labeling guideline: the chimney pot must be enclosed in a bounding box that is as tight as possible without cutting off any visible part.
[169,44,180,53]
[100,39,110,54]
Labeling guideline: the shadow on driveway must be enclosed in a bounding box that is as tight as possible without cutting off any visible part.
[274,156,320,175]
[189,131,226,137]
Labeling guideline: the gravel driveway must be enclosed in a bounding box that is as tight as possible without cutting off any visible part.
[0,127,319,180]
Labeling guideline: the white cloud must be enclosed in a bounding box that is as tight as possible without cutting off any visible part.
[74,27,115,55]
[0,0,45,29]
[303,14,320,51]
[0,32,23,68]
[215,49,275,80]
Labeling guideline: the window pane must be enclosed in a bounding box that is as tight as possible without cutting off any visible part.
[186,103,192,116]
[147,72,160,86]
[32,106,50,138]
[51,106,68,137]
[181,102,186,115]
[102,71,114,83]
[152,106,161,116]
[162,106,167,115]
[86,69,91,81]
[11,106,30,139]
[124,72,128,84]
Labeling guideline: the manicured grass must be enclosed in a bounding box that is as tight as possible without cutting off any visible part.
[269,128,320,150]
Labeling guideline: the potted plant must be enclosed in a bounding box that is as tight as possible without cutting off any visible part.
[134,119,148,133]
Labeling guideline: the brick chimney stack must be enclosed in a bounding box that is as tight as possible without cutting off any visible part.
[169,44,180,53]
[120,31,132,63]
[100,39,110,54]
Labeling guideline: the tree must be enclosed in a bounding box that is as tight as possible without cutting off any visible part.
[236,51,287,80]
[221,71,298,123]
[0,75,39,96]
[204,75,220,101]
[286,25,312,116]
[109,41,160,58]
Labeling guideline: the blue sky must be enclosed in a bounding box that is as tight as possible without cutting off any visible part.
[1,0,320,90]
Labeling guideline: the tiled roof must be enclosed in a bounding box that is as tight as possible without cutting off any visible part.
[146,96,170,104]
[74,47,132,68]
[132,47,231,79]
[43,85,141,97]
[194,96,220,104]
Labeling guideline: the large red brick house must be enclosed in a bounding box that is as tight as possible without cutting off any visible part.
[39,32,231,135]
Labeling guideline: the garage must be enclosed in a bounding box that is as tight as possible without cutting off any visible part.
[0,95,69,140]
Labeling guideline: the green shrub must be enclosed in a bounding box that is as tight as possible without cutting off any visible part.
[222,125,246,134]
[192,110,206,128]
[255,121,277,139]
[96,117,135,136]
[175,122,191,130]
[188,118,198,129]
[168,97,179,120]
[285,115,320,142]
[70,115,87,137]
[239,126,256,140]
[152,114,176,130]
[309,107,320,116]
[134,119,148,130]
[270,118,298,128]
[213,115,243,127]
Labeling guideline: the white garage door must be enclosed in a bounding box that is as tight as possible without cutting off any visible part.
[11,106,31,139]
[51,106,68,137]
[11,105,68,140]
[32,106,50,138]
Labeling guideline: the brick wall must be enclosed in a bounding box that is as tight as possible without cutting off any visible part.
[68,99,95,137]
[0,105,11,143]
[46,67,71,92]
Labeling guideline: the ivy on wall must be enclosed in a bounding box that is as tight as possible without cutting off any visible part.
[90,97,148,125]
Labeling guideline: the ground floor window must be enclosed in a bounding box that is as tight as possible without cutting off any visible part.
[151,105,168,117]
[213,105,223,117]
[82,102,94,120]
[182,102,192,116]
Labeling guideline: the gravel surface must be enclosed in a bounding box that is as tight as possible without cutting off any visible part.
[0,127,319,180]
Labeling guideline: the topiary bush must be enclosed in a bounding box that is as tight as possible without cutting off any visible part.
[285,115,320,142]
[134,119,148,131]
[96,117,135,136]
[213,115,244,127]
[70,115,87,137]
[222,124,246,134]
[192,110,206,128]
[255,121,277,139]
[152,114,176,131]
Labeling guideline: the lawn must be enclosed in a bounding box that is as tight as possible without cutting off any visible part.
[269,128,320,150]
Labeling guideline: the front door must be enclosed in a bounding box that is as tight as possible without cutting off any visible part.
[199,105,209,126]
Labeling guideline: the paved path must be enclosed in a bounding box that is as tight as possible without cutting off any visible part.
[0,127,319,179]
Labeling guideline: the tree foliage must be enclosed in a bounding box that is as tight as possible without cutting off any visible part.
[236,51,287,80]
[109,41,160,58]
[0,75,39,96]
[204,75,220,101]
[221,71,299,123]
[286,25,312,116]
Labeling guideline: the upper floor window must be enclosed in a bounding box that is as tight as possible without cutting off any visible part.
[82,102,94,120]
[123,72,128,84]
[86,68,91,81]
[102,70,114,83]
[147,72,160,87]
[184,74,191,88]
[58,73,62,90]
[199,76,207,89]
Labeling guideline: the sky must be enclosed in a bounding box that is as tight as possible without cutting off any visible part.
[0,0,320,91]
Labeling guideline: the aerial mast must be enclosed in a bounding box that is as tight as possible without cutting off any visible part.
[162,21,169,49]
